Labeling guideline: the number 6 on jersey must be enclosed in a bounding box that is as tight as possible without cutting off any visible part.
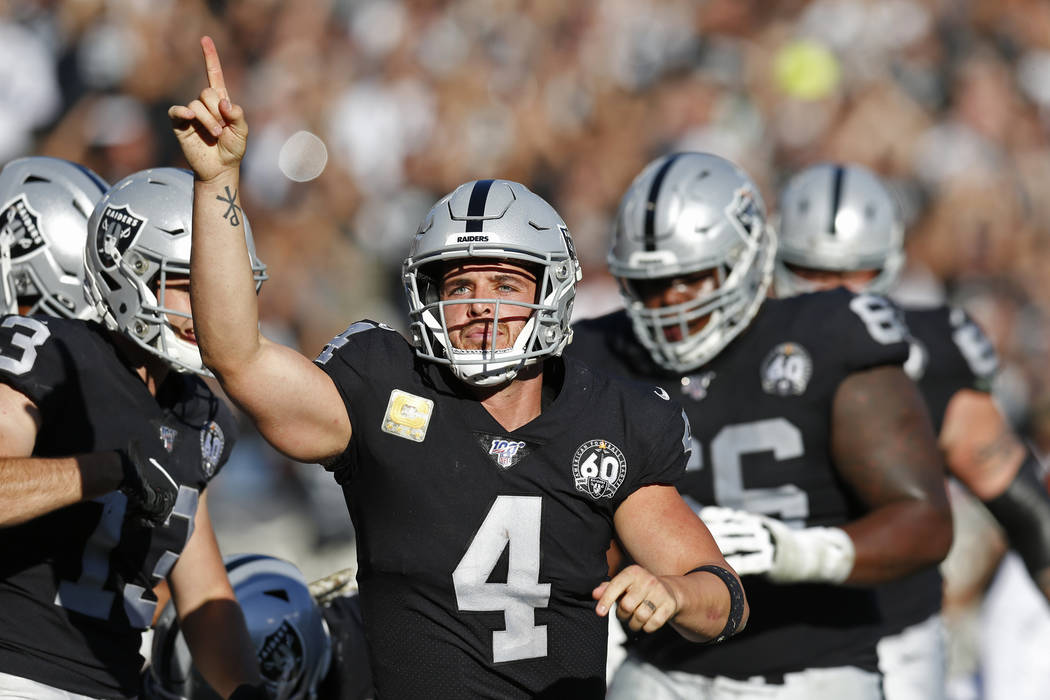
[453,495,551,663]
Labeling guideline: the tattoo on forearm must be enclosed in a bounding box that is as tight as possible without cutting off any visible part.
[974,429,1023,471]
[216,186,242,227]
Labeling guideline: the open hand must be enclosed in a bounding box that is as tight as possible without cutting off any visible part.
[592,564,680,634]
[168,36,247,182]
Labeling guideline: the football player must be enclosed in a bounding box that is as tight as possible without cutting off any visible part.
[774,161,1050,700]
[167,37,748,698]
[565,152,953,699]
[0,167,269,699]
[0,155,108,319]
[144,555,372,700]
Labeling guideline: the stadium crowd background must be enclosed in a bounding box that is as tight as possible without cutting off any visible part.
[2,0,1049,693]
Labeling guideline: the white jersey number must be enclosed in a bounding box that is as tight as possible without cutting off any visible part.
[55,487,200,628]
[453,495,551,663]
[849,294,907,345]
[685,418,810,526]
[0,316,50,375]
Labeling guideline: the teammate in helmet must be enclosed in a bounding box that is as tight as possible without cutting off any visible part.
[0,156,108,318]
[774,161,1050,700]
[0,166,266,700]
[144,556,372,700]
[168,37,747,699]
[566,152,952,699]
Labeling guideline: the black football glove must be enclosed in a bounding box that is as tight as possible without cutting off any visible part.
[118,440,179,528]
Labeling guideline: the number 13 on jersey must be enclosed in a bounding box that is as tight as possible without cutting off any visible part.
[453,495,551,663]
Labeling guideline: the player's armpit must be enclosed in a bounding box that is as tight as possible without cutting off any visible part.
[215,335,352,463]
[940,389,1025,500]
[830,365,953,584]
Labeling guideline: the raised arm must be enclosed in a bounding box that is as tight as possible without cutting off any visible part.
[169,37,350,462]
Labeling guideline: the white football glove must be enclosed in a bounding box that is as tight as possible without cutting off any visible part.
[699,506,855,584]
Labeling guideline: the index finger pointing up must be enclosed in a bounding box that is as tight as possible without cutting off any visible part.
[200,36,228,98]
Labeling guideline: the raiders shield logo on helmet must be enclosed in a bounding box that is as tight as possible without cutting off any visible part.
[1,195,46,260]
[97,205,145,269]
[258,619,305,688]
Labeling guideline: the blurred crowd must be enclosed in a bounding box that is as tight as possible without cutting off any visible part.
[3,0,1049,646]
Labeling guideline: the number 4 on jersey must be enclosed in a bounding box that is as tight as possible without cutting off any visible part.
[453,495,550,663]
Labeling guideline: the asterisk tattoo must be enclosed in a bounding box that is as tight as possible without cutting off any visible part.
[216,186,242,227]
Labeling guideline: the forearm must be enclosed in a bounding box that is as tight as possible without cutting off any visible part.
[665,567,748,643]
[189,169,262,378]
[980,452,1050,603]
[180,597,261,696]
[842,498,953,584]
[0,452,122,526]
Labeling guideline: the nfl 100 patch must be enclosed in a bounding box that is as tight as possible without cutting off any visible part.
[572,439,627,500]
[381,389,434,442]
[200,421,225,478]
[475,433,531,470]
[760,342,813,396]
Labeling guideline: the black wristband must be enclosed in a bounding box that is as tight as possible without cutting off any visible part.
[983,451,1050,579]
[685,564,745,643]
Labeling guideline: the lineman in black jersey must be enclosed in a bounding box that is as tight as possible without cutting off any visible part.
[775,162,1050,700]
[168,37,748,700]
[0,166,268,699]
[566,152,952,699]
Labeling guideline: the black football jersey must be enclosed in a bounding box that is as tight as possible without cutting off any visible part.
[567,288,910,679]
[873,305,999,637]
[314,321,690,699]
[0,316,236,697]
[318,593,373,700]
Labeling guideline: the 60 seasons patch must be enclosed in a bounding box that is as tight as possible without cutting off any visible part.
[760,342,813,396]
[572,439,627,500]
[381,389,434,442]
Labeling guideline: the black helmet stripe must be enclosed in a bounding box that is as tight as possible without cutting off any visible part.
[465,179,495,232]
[644,154,683,251]
[828,164,845,236]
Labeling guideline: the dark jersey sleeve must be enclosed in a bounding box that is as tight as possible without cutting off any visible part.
[943,306,998,391]
[585,365,692,509]
[312,320,411,475]
[0,314,69,408]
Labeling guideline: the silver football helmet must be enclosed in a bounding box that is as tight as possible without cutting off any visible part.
[774,163,904,297]
[144,554,333,700]
[83,168,267,375]
[609,152,775,373]
[403,179,582,387]
[0,156,108,318]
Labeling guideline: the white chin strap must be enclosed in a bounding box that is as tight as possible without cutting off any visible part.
[435,314,539,387]
[157,324,208,375]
